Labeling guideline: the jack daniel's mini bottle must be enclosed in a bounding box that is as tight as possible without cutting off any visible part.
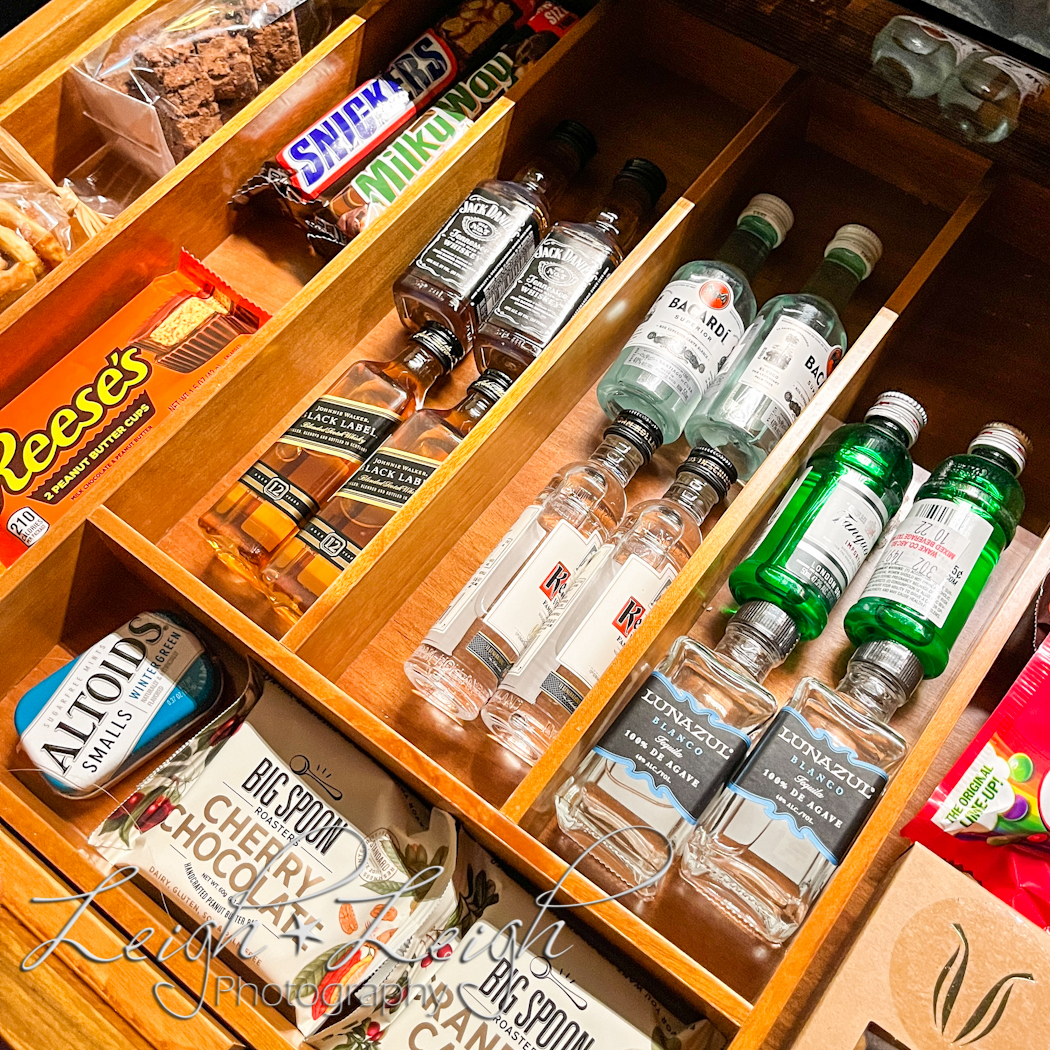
[394,120,597,354]
[679,639,923,943]
[483,446,736,765]
[199,323,463,576]
[554,601,798,893]
[475,158,667,379]
[404,411,664,721]
[263,370,512,620]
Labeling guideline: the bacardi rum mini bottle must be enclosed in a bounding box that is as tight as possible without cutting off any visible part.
[199,323,463,576]
[679,639,924,943]
[728,391,926,641]
[844,422,1029,678]
[554,601,798,893]
[687,225,883,482]
[475,158,667,379]
[263,369,513,620]
[404,411,665,721]
[394,120,597,354]
[597,194,793,443]
[482,446,737,764]
[871,15,980,98]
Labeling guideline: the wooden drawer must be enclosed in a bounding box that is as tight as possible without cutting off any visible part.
[1,1,1048,1048]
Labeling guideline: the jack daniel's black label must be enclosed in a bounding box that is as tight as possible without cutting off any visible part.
[242,462,320,527]
[728,706,888,863]
[282,396,401,463]
[335,448,439,513]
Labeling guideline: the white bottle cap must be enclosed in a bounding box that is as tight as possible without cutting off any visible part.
[969,422,1031,475]
[739,193,794,247]
[825,223,883,278]
[865,391,927,448]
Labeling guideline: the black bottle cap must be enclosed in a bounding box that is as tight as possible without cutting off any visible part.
[469,368,514,401]
[616,158,667,208]
[411,321,465,373]
[678,443,738,501]
[549,119,598,168]
[603,410,662,463]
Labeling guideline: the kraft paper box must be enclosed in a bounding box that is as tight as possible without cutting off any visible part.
[793,844,1050,1050]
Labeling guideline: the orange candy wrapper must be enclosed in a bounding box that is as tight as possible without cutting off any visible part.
[0,251,268,569]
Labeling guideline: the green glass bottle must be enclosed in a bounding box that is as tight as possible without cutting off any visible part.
[844,422,1030,678]
[729,392,927,641]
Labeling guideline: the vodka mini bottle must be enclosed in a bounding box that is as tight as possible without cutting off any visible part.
[871,15,980,98]
[393,120,597,354]
[597,194,793,443]
[687,225,883,482]
[263,370,512,620]
[554,601,798,893]
[199,323,463,576]
[680,639,923,943]
[475,158,667,379]
[845,422,1028,678]
[938,53,1049,144]
[729,392,926,641]
[483,446,737,765]
[404,411,664,722]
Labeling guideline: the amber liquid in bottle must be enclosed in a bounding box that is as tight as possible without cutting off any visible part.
[198,324,463,577]
[263,370,513,621]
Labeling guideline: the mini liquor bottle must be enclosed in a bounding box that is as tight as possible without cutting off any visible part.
[938,52,1048,144]
[844,422,1029,678]
[263,369,513,620]
[687,225,883,482]
[475,158,667,380]
[482,446,737,765]
[728,391,926,641]
[871,15,979,99]
[393,120,597,354]
[554,600,798,893]
[597,193,793,443]
[404,411,664,722]
[199,323,464,576]
[679,639,923,943]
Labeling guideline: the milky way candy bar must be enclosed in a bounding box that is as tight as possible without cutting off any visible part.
[233,0,537,224]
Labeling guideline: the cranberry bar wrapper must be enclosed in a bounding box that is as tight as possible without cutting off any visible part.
[903,635,1050,928]
[88,676,457,1036]
[0,250,267,570]
[309,829,726,1050]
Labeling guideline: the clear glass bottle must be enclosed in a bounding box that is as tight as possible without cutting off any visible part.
[596,193,793,444]
[686,224,883,482]
[728,391,926,641]
[844,422,1029,678]
[679,639,923,944]
[554,601,798,894]
[871,15,979,98]
[262,370,512,621]
[938,52,1049,144]
[404,411,664,722]
[475,158,667,380]
[483,446,736,765]
[198,323,463,577]
[393,120,597,354]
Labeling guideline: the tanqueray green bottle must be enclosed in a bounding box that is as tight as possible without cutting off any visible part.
[729,391,927,641]
[844,422,1029,677]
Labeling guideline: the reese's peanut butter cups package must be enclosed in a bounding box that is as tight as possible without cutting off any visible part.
[90,674,458,1037]
[0,251,268,570]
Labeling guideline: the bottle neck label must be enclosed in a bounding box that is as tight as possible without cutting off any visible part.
[897,15,984,61]
[413,188,541,326]
[621,278,745,407]
[736,316,840,440]
[297,516,363,573]
[488,228,614,347]
[860,497,994,628]
[242,462,321,529]
[594,670,752,824]
[335,447,440,513]
[283,396,402,464]
[728,706,889,864]
[986,54,1050,100]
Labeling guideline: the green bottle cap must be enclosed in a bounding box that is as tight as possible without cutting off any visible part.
[825,224,883,279]
[738,193,793,247]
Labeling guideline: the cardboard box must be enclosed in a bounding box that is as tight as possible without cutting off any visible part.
[792,844,1050,1049]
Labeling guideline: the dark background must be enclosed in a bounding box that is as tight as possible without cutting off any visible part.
[2,0,51,36]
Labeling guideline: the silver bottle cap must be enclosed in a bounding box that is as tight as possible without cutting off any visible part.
[969,422,1031,476]
[865,391,927,448]
[852,640,924,698]
[825,223,883,279]
[739,193,794,247]
[731,601,801,659]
